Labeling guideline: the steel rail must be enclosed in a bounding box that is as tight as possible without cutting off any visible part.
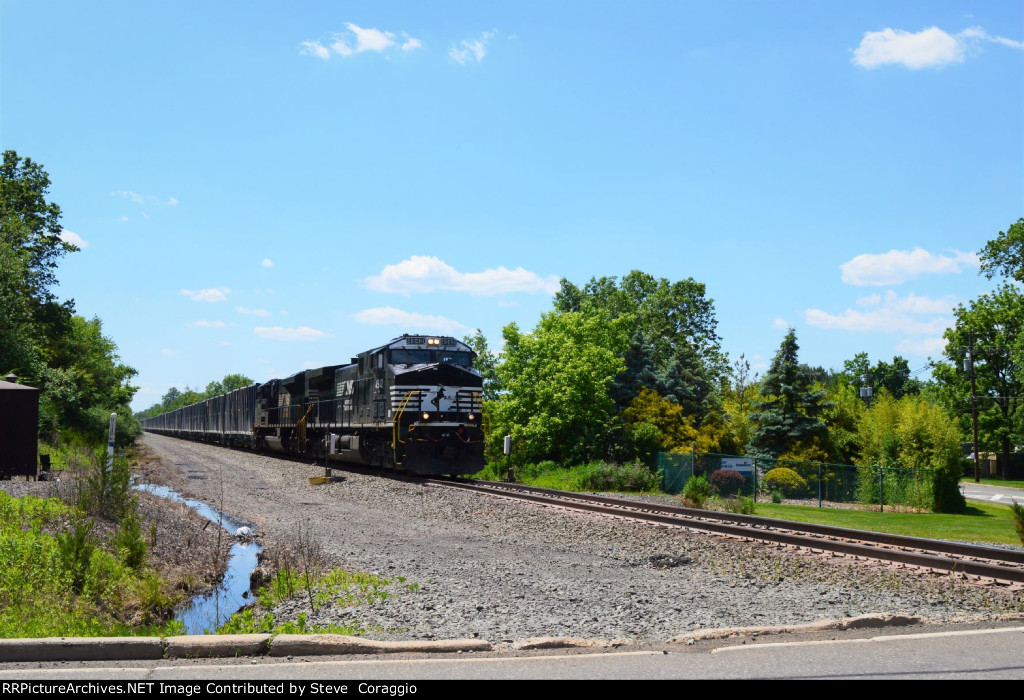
[430,478,1024,585]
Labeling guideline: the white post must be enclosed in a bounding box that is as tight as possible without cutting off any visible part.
[107,412,117,471]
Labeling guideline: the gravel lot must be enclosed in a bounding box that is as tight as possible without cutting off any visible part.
[136,433,1022,643]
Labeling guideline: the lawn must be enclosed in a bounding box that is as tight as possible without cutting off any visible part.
[961,476,1024,489]
[752,500,1022,546]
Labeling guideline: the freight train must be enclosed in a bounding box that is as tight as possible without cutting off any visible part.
[141,334,486,476]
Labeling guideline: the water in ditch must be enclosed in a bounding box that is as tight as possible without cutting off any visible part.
[134,482,262,634]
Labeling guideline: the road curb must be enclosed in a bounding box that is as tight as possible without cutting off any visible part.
[268,635,493,657]
[512,637,633,650]
[668,613,922,644]
[0,637,164,663]
[165,634,271,658]
[0,634,493,662]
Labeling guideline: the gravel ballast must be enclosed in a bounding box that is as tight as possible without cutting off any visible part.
[130,434,1022,643]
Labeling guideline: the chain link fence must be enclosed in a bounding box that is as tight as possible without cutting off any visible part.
[658,450,938,511]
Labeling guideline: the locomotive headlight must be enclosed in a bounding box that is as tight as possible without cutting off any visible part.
[468,413,476,421]
[422,412,430,421]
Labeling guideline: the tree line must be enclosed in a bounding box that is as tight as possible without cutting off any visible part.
[465,218,1024,513]
[134,373,254,421]
[0,151,140,446]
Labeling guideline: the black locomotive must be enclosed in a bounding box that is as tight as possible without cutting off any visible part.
[141,334,486,475]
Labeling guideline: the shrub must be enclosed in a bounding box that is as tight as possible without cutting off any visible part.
[578,460,661,493]
[771,490,783,504]
[112,513,148,571]
[763,467,807,498]
[682,475,711,508]
[56,515,97,595]
[1011,502,1024,545]
[932,453,967,514]
[709,469,745,496]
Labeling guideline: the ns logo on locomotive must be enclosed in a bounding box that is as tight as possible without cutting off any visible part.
[141,335,485,476]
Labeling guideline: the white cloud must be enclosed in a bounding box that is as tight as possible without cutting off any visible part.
[302,23,419,60]
[161,349,180,356]
[118,215,129,222]
[450,29,497,64]
[895,337,948,357]
[179,287,230,302]
[772,318,789,329]
[840,248,978,286]
[806,291,955,335]
[858,290,958,315]
[253,326,333,341]
[352,306,468,335]
[261,258,274,268]
[60,229,88,248]
[365,255,559,295]
[190,320,227,328]
[111,190,178,206]
[299,40,330,59]
[497,300,521,308]
[852,25,1023,70]
[235,306,272,317]
[959,26,1024,50]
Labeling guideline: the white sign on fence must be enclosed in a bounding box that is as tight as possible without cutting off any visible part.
[721,457,753,477]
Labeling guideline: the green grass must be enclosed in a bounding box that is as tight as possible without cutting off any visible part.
[0,491,181,638]
[753,501,1022,545]
[961,476,1024,489]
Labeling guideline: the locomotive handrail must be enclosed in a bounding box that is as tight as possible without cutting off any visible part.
[480,394,491,441]
[295,404,314,442]
[391,390,418,455]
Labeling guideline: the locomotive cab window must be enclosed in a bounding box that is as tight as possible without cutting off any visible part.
[390,349,432,364]
[438,351,472,367]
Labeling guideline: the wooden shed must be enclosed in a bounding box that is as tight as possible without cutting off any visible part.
[0,377,39,478]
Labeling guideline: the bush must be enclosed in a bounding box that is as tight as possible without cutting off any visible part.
[1010,502,1024,545]
[771,490,783,504]
[112,513,148,571]
[709,469,745,496]
[932,453,967,514]
[56,515,97,595]
[577,460,661,492]
[763,467,807,498]
[682,475,711,508]
[629,422,663,467]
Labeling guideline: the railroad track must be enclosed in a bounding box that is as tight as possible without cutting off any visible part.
[428,478,1024,587]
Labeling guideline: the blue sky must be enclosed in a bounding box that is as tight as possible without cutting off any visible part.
[2,1,1021,410]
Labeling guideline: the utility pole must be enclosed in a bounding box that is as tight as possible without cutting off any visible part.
[968,331,980,484]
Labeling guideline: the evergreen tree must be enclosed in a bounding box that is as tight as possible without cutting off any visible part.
[748,329,828,458]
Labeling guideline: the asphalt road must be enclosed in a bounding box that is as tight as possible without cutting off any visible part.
[960,482,1024,506]
[2,626,1022,680]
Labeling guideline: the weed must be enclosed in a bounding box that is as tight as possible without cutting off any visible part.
[723,496,755,515]
[56,514,97,595]
[294,521,324,614]
[682,475,711,508]
[112,513,148,571]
